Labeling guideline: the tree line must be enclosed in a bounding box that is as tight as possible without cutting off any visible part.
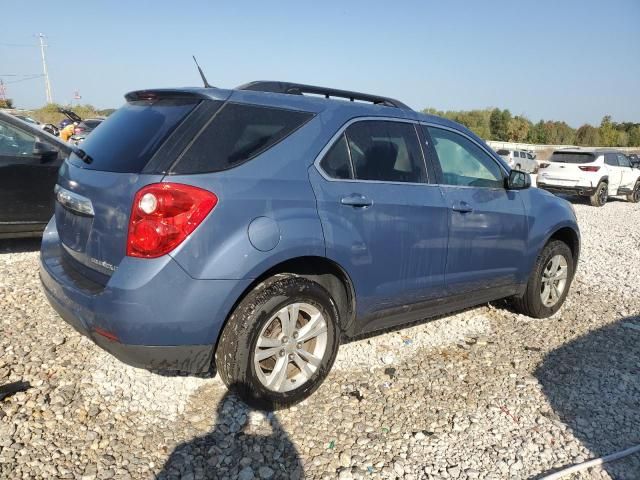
[422,107,640,147]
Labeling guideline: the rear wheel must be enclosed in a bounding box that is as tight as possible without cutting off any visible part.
[515,163,521,171]
[511,240,574,318]
[589,181,608,207]
[216,275,340,410]
[626,181,640,203]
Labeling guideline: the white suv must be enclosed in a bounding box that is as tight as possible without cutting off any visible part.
[537,149,640,207]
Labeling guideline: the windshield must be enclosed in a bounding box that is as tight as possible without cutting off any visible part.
[549,152,596,164]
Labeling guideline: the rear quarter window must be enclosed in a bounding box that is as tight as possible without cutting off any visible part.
[172,103,314,174]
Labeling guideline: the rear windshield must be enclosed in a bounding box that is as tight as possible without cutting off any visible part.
[172,103,314,174]
[549,152,596,164]
[496,149,510,155]
[70,98,198,172]
[81,120,102,129]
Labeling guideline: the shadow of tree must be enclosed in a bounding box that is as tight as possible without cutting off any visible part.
[158,386,304,480]
[535,316,640,479]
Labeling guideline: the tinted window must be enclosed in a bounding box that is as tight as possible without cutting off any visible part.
[174,103,313,174]
[320,134,352,179]
[549,152,596,164]
[617,154,631,168]
[345,121,426,183]
[72,98,199,173]
[426,127,504,188]
[605,154,619,166]
[496,149,509,156]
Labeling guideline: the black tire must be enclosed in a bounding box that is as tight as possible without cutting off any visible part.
[215,274,340,410]
[515,164,521,171]
[626,181,640,203]
[511,240,574,319]
[590,181,608,207]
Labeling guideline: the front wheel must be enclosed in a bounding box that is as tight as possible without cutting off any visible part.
[589,181,608,207]
[511,240,574,318]
[626,181,640,203]
[216,275,340,409]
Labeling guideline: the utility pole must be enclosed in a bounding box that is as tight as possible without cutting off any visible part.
[38,33,53,104]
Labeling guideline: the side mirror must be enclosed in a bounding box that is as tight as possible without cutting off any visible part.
[506,169,531,190]
[33,141,58,163]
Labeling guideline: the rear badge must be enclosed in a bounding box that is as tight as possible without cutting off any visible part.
[90,257,117,272]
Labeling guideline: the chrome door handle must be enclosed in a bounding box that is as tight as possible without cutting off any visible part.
[452,201,473,213]
[341,194,373,208]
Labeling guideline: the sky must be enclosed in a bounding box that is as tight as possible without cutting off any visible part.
[1,0,639,127]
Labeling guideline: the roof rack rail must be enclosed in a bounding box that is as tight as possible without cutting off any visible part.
[236,81,412,110]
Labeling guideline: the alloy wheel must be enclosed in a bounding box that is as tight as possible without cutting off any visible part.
[540,254,569,307]
[253,302,328,393]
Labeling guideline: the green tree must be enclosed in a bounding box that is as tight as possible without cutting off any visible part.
[490,108,511,141]
[599,116,618,146]
[628,126,640,147]
[507,116,531,142]
[575,124,600,146]
[0,98,13,109]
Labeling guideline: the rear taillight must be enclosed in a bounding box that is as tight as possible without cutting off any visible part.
[538,163,550,169]
[578,166,600,172]
[127,183,217,258]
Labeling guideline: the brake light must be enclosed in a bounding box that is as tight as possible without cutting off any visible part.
[578,166,600,172]
[127,183,217,258]
[539,163,550,169]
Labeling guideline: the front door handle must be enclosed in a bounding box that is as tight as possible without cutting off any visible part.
[452,201,473,213]
[341,194,373,208]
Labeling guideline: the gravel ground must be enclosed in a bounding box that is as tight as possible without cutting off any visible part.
[1,198,639,480]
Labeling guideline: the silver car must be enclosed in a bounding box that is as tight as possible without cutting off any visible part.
[496,149,538,173]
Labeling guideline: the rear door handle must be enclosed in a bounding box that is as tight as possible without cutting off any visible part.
[341,194,373,208]
[452,201,473,213]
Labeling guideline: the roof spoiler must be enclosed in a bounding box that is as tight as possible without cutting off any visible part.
[237,81,412,110]
[124,89,214,102]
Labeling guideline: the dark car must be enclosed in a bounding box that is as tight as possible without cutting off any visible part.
[71,118,104,145]
[40,81,580,408]
[0,110,71,238]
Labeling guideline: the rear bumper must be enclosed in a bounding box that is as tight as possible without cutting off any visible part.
[40,217,252,374]
[537,182,596,196]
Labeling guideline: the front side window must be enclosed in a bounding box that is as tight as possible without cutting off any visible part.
[0,119,36,158]
[344,121,426,183]
[426,126,504,188]
[617,154,631,168]
[605,154,619,167]
[174,103,313,174]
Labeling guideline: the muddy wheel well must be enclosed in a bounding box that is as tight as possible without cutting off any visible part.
[549,227,580,266]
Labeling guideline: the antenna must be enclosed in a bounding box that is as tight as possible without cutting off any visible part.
[192,56,212,88]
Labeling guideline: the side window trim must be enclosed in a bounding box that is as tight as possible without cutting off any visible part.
[314,116,431,185]
[418,122,509,187]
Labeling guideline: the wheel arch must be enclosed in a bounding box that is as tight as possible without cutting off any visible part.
[213,255,356,359]
[546,226,580,268]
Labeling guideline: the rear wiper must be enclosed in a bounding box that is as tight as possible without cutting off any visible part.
[71,146,93,164]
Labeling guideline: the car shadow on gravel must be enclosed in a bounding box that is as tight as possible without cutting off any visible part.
[534,316,640,479]
[0,238,41,254]
[158,386,304,480]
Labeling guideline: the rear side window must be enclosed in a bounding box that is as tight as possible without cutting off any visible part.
[320,134,352,179]
[173,103,313,174]
[71,98,199,172]
[549,152,596,164]
[345,121,426,183]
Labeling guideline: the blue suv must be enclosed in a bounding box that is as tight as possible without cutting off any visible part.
[40,81,580,408]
